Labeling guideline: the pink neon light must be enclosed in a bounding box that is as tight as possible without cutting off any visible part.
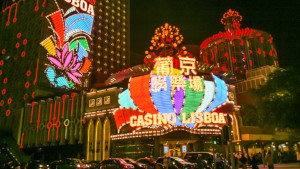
[48,56,63,68]
[67,72,80,84]
[61,44,69,62]
[63,51,73,68]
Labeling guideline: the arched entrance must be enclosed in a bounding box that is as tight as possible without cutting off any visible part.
[87,119,95,161]
[103,117,110,159]
[95,118,102,161]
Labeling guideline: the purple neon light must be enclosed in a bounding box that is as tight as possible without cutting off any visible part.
[174,88,184,116]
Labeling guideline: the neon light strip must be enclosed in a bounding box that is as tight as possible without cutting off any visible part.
[49,11,65,48]
[151,76,174,113]
[180,79,204,120]
[173,87,184,115]
[129,75,158,114]
[33,58,39,85]
[37,104,41,131]
[119,89,137,109]
[196,81,215,113]
[56,102,61,140]
[205,75,228,112]
[30,102,35,123]
[19,133,24,149]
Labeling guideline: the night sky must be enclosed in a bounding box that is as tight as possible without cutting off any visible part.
[130,0,300,69]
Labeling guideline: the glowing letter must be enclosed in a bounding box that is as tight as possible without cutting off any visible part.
[182,113,190,124]
[64,0,71,2]
[144,114,153,126]
[157,114,168,125]
[190,112,195,123]
[211,112,219,123]
[179,57,197,75]
[219,113,226,124]
[204,113,211,123]
[168,113,176,124]
[195,112,203,123]
[71,0,80,7]
[130,116,137,127]
[137,115,145,126]
[87,4,95,16]
[153,114,158,125]
[80,0,88,11]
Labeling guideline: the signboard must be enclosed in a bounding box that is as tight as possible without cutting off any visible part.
[114,57,232,133]
[85,88,122,113]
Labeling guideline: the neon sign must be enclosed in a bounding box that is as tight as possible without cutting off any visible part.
[129,112,226,127]
[64,0,95,16]
[41,3,94,89]
[115,57,231,132]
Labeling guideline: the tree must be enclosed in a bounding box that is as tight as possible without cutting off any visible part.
[250,67,300,129]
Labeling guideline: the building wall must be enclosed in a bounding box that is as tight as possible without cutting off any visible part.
[90,0,130,86]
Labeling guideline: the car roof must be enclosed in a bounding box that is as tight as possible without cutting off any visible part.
[185,152,213,155]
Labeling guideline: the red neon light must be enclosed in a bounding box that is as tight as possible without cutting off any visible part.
[6,110,10,116]
[0,100,4,106]
[17,33,21,38]
[0,70,2,76]
[250,60,253,66]
[129,75,159,114]
[260,37,264,43]
[232,57,236,63]
[47,104,52,141]
[263,51,266,57]
[71,93,75,116]
[268,37,273,43]
[30,102,35,123]
[26,70,31,76]
[21,51,26,57]
[15,42,20,48]
[2,1,23,26]
[2,89,6,95]
[37,104,41,131]
[211,49,214,61]
[240,39,244,46]
[49,11,65,48]
[83,116,86,124]
[55,102,61,140]
[35,0,46,11]
[3,78,7,84]
[25,82,30,88]
[269,50,272,56]
[23,39,27,45]
[0,60,4,66]
[33,58,39,85]
[1,49,5,54]
[32,92,35,98]
[7,98,12,104]
[257,48,261,55]
[19,133,24,149]
[52,101,56,129]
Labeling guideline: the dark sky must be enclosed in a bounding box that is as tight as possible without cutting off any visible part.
[130,0,300,69]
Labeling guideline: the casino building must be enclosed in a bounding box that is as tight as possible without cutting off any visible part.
[84,23,241,160]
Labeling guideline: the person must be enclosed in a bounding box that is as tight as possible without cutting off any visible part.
[251,154,259,169]
[196,154,203,169]
[278,151,282,164]
[265,151,274,169]
[163,155,170,169]
[240,154,247,169]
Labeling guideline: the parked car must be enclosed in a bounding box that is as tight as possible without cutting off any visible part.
[124,158,147,169]
[155,156,196,169]
[184,152,214,169]
[100,158,134,169]
[28,160,50,169]
[88,161,102,169]
[52,158,86,169]
[136,158,156,169]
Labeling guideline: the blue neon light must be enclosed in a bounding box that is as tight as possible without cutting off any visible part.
[205,75,228,112]
[77,43,88,61]
[46,67,56,84]
[56,76,70,88]
[119,89,137,109]
[195,80,215,113]
[65,14,93,40]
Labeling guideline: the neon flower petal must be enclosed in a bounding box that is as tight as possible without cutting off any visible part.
[70,63,81,71]
[69,55,77,68]
[48,56,63,68]
[64,51,73,68]
[56,49,61,60]
[72,71,83,77]
[67,72,80,84]
[62,44,69,62]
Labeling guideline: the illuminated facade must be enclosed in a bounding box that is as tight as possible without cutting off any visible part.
[85,24,241,160]
[200,9,279,80]
[90,0,130,86]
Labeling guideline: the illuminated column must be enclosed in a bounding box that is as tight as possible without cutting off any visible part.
[95,118,102,161]
[102,116,111,159]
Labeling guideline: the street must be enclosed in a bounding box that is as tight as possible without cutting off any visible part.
[246,163,300,168]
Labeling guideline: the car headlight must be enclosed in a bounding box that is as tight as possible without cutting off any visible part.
[39,164,44,168]
[76,164,81,167]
